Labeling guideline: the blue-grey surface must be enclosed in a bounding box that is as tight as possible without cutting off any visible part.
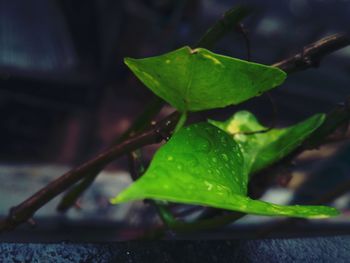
[0,235,350,262]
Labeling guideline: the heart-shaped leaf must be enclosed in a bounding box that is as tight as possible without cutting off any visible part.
[111,123,338,218]
[209,111,325,174]
[125,47,286,112]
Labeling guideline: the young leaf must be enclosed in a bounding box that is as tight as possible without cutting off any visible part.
[125,47,286,112]
[111,123,338,218]
[209,111,325,174]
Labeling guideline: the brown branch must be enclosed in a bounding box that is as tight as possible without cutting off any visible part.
[194,5,252,49]
[56,96,164,212]
[273,33,350,73]
[0,112,180,232]
[1,33,349,234]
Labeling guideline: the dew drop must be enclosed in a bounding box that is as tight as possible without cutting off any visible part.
[204,181,213,191]
[191,136,211,153]
[178,153,199,167]
[221,153,229,161]
[220,136,228,143]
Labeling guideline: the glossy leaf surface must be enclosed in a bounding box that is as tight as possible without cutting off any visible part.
[111,123,338,218]
[125,47,286,112]
[209,111,325,174]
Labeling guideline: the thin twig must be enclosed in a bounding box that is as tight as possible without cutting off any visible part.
[56,167,102,212]
[0,112,179,232]
[56,96,164,212]
[236,22,251,61]
[127,150,144,181]
[273,33,350,73]
[194,5,252,49]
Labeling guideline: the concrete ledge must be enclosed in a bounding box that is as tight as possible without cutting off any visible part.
[1,235,350,262]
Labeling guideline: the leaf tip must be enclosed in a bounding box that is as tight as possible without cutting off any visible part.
[298,205,340,219]
[124,57,135,67]
[309,207,340,219]
[273,67,287,86]
[109,196,121,205]
[110,192,131,204]
[318,113,327,123]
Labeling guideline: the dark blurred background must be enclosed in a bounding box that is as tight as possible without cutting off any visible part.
[0,0,350,241]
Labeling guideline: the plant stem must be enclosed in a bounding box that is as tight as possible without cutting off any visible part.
[195,5,252,49]
[56,96,164,212]
[0,112,179,232]
[273,33,350,73]
[153,202,178,228]
[174,112,187,133]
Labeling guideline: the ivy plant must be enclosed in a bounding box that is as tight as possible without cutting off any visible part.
[111,47,339,219]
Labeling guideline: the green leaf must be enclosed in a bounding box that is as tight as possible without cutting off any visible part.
[111,123,338,218]
[209,111,325,174]
[125,47,286,112]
